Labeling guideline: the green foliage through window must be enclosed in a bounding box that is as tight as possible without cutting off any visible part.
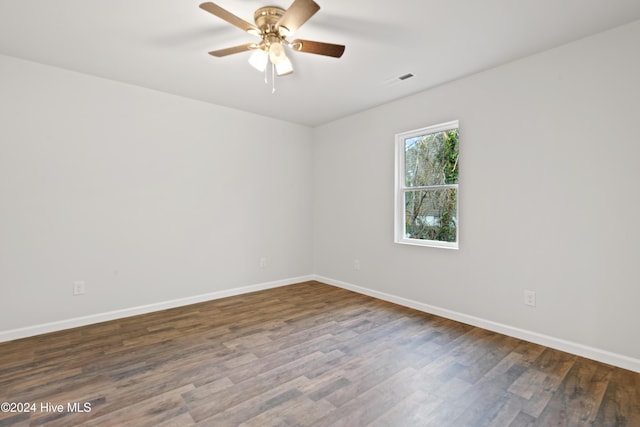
[402,127,459,243]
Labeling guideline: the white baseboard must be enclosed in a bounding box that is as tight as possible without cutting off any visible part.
[314,275,640,374]
[4,274,638,373]
[0,275,314,343]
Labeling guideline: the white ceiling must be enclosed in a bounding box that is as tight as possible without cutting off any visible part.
[1,1,640,127]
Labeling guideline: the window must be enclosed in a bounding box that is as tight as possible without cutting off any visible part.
[395,120,459,249]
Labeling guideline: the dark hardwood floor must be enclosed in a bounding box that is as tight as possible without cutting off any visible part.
[0,281,638,426]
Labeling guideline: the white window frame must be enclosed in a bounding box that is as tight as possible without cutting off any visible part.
[394,120,459,249]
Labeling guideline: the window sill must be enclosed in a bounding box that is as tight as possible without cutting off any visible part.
[394,238,459,250]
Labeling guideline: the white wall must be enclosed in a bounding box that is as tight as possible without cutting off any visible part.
[0,55,313,333]
[313,21,640,367]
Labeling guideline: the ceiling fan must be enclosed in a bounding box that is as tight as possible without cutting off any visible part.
[199,0,345,77]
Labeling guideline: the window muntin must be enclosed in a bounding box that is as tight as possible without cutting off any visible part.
[395,121,459,249]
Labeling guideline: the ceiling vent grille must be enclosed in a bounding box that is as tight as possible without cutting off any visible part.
[382,72,416,87]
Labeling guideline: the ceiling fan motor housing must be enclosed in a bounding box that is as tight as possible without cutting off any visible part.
[254,7,287,37]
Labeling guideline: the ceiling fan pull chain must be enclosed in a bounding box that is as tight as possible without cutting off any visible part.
[272,62,276,94]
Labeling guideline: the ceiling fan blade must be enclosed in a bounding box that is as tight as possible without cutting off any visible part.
[291,39,345,58]
[208,43,257,57]
[199,2,260,34]
[277,0,320,35]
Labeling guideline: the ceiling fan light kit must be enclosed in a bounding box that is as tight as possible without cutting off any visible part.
[199,0,345,86]
[248,49,268,72]
[275,56,294,76]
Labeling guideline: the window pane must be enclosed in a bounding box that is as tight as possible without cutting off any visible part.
[405,129,459,187]
[404,188,457,242]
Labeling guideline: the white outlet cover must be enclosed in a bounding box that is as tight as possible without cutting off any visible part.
[524,290,536,307]
[73,280,86,295]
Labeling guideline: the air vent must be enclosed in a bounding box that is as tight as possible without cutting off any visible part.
[381,72,416,86]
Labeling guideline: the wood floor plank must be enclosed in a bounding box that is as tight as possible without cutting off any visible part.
[0,281,638,426]
[309,367,421,427]
[195,376,312,426]
[368,390,442,427]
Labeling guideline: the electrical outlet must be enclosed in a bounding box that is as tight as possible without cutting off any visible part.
[354,259,361,270]
[524,290,536,307]
[73,280,86,296]
[259,257,267,268]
